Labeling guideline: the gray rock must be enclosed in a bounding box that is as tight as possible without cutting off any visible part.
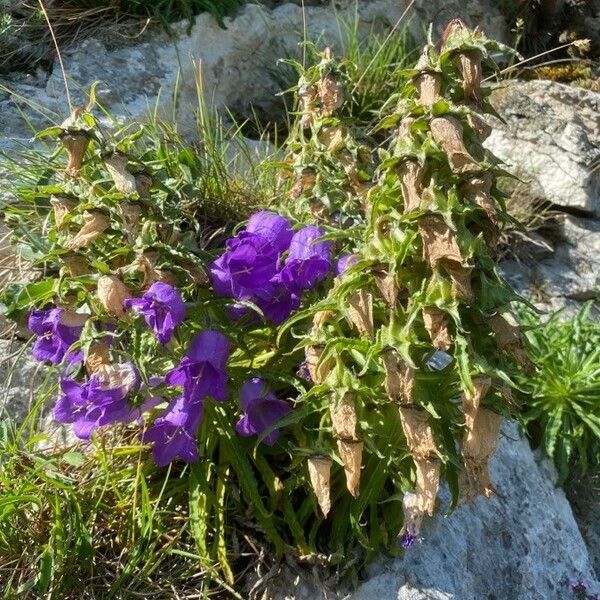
[486,80,600,214]
[266,425,599,600]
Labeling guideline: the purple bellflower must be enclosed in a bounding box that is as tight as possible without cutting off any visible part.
[124,281,186,345]
[336,254,359,276]
[165,330,229,403]
[275,226,332,293]
[235,378,291,446]
[142,394,204,466]
[54,362,158,440]
[28,308,87,364]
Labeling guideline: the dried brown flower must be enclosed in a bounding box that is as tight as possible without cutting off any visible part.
[308,457,332,517]
[464,172,497,226]
[347,289,374,337]
[414,71,443,107]
[415,458,441,515]
[304,345,334,385]
[396,159,424,213]
[85,341,111,374]
[487,314,535,372]
[318,126,345,153]
[97,275,130,319]
[61,133,90,178]
[317,75,344,116]
[337,439,363,497]
[62,253,90,276]
[423,307,452,351]
[329,393,358,441]
[454,50,483,103]
[67,211,110,250]
[382,350,415,404]
[50,196,77,228]
[399,406,441,462]
[298,85,318,128]
[290,168,317,200]
[104,153,137,195]
[430,116,479,173]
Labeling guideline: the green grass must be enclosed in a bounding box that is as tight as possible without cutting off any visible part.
[518,302,600,483]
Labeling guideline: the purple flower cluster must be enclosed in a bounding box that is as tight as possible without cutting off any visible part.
[28,308,87,364]
[54,362,159,439]
[211,211,333,323]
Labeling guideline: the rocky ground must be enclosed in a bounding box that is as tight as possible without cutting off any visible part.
[0,2,599,598]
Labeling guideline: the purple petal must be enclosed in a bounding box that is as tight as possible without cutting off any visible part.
[246,211,293,252]
[187,331,229,370]
[336,254,359,275]
[286,226,331,263]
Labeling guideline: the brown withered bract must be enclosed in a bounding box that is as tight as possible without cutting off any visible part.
[50,196,77,229]
[487,314,535,373]
[317,74,344,116]
[466,111,492,142]
[85,341,111,375]
[118,202,142,239]
[422,306,452,351]
[347,288,374,337]
[304,344,335,385]
[298,85,318,128]
[104,153,138,195]
[396,159,424,213]
[131,253,177,289]
[414,71,443,107]
[61,133,90,178]
[97,275,130,319]
[455,49,483,103]
[135,173,153,198]
[337,439,363,498]
[62,253,90,277]
[419,214,463,266]
[289,168,317,200]
[318,126,345,153]
[399,406,441,462]
[329,393,358,441]
[307,457,332,517]
[382,349,415,404]
[430,116,479,173]
[464,172,497,226]
[67,211,110,250]
[373,268,398,307]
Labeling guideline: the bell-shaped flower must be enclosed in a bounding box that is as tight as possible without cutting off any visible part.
[254,284,300,324]
[142,394,204,466]
[210,211,293,301]
[165,330,229,403]
[28,308,87,364]
[53,362,158,440]
[336,254,359,275]
[235,378,291,446]
[124,281,186,344]
[275,226,332,293]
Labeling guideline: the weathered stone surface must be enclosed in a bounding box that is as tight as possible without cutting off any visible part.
[267,425,599,600]
[486,80,600,214]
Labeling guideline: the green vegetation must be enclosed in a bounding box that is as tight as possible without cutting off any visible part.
[519,302,600,484]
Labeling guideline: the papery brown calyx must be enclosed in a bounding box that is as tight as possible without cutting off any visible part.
[414,70,443,107]
[307,456,332,517]
[396,159,425,213]
[487,314,535,373]
[67,211,110,250]
[422,306,452,351]
[50,196,77,228]
[104,152,137,195]
[61,132,90,178]
[97,275,130,319]
[430,116,479,173]
[464,172,497,226]
[317,75,344,116]
[347,288,374,337]
[85,341,111,375]
[329,392,358,441]
[382,349,415,404]
[289,168,317,200]
[399,405,441,462]
[337,439,363,498]
[298,85,318,128]
[131,252,177,289]
[454,49,483,103]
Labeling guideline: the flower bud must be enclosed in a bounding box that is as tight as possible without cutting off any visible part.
[307,456,332,517]
[97,275,130,319]
[337,439,363,498]
[67,211,110,250]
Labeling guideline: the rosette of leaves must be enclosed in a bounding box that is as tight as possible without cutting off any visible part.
[280,20,534,555]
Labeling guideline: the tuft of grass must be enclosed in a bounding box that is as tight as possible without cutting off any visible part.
[518,302,600,484]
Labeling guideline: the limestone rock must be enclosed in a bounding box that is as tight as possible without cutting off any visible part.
[486,80,600,214]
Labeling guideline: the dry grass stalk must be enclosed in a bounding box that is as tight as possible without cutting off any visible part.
[97,275,130,319]
[61,133,90,178]
[422,307,452,351]
[337,440,363,497]
[50,196,77,228]
[396,159,424,213]
[347,289,374,337]
[307,457,332,517]
[430,116,479,173]
[85,341,111,375]
[414,71,443,107]
[66,211,109,250]
[399,406,441,462]
[382,350,415,404]
[329,393,358,441]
